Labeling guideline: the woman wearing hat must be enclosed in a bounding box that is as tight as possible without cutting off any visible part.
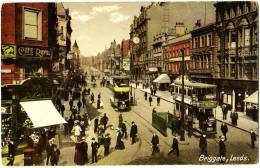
[115,128,125,150]
[74,139,84,165]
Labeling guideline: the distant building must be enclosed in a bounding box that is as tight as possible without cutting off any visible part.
[71,40,80,69]
[121,39,130,74]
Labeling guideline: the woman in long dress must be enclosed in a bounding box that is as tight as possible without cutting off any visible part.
[74,140,84,165]
[115,129,125,150]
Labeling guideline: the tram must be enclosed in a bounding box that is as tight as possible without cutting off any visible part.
[171,75,218,135]
[109,76,130,110]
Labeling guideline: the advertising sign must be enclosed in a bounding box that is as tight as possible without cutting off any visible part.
[123,58,130,71]
[1,45,16,59]
[17,46,51,58]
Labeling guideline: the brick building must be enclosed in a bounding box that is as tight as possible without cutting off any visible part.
[165,33,192,80]
[1,3,57,84]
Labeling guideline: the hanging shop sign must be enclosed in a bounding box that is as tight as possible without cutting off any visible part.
[1,45,16,59]
[17,46,52,58]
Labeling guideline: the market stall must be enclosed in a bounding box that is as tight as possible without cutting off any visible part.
[153,74,171,91]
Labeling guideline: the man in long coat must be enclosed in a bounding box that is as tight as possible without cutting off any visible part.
[148,96,153,106]
[219,136,226,163]
[168,136,179,157]
[103,134,111,156]
[221,123,228,140]
[91,138,99,163]
[100,113,109,130]
[250,129,257,149]
[45,139,54,165]
[199,134,207,156]
[130,121,138,144]
[94,118,99,133]
[121,121,127,139]
[151,133,159,155]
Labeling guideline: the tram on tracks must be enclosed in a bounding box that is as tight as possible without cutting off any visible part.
[171,75,218,136]
[109,75,131,111]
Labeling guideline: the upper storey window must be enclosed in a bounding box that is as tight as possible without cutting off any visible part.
[23,8,42,40]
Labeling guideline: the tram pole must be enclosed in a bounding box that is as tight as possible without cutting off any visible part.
[180,49,185,141]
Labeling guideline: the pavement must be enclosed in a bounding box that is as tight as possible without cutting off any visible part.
[130,83,259,135]
[1,78,258,166]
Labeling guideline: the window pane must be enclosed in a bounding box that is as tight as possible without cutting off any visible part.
[245,29,250,46]
[24,10,37,25]
[24,25,37,39]
[231,31,237,48]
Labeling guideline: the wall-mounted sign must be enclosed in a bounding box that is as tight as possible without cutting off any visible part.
[1,45,16,59]
[123,58,130,71]
[17,46,51,58]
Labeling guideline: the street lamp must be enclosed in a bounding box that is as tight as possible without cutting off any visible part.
[11,90,19,142]
[180,49,185,141]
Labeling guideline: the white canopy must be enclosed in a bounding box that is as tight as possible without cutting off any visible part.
[244,91,258,104]
[20,100,67,128]
[171,75,216,88]
[153,74,171,83]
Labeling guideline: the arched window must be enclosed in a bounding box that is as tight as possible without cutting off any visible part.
[237,5,242,16]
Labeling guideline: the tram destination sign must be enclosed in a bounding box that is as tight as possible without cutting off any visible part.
[198,101,217,109]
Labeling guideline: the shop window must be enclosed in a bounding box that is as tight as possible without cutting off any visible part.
[24,8,42,40]
[244,28,250,46]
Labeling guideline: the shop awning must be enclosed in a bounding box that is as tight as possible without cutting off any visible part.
[20,100,67,128]
[153,74,171,83]
[244,91,258,104]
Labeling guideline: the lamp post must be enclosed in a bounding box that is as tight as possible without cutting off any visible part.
[11,90,19,142]
[180,49,185,141]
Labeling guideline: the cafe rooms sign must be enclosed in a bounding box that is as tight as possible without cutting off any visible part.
[17,46,52,58]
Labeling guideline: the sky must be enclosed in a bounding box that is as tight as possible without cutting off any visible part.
[63,2,150,57]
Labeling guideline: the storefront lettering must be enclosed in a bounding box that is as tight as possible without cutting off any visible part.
[17,46,51,58]
[18,47,33,56]
[36,48,50,57]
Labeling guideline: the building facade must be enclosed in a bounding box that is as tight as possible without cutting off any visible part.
[165,33,192,80]
[214,2,258,112]
[129,2,216,81]
[1,3,57,84]
[121,39,130,74]
[189,21,217,82]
